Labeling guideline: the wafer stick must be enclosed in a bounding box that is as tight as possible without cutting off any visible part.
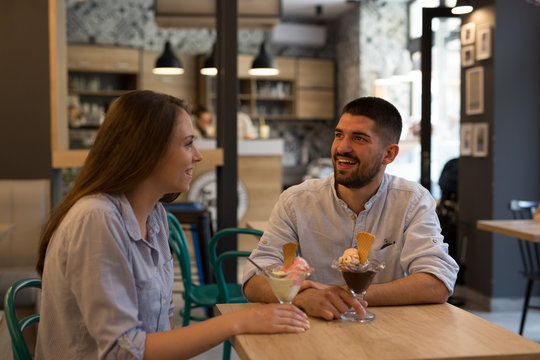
[356,232,375,264]
[282,243,298,268]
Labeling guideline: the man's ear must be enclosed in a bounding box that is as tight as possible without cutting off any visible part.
[382,144,399,165]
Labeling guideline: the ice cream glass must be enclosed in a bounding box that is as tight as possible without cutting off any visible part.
[262,263,313,304]
[333,258,385,322]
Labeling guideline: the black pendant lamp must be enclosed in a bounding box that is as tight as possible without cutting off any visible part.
[153,41,184,75]
[452,0,474,14]
[248,42,279,76]
[200,43,217,76]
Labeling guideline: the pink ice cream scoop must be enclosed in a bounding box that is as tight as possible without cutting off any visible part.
[281,256,310,273]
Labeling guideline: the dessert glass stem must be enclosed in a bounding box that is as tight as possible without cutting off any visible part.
[341,289,375,322]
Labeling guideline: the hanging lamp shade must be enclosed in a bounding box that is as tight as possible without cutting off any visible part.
[200,43,217,76]
[452,0,474,14]
[153,41,184,75]
[248,42,279,76]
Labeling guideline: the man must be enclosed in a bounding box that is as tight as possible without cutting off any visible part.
[192,105,214,139]
[242,97,459,320]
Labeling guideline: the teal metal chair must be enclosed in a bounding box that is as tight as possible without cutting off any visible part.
[3,278,41,360]
[167,212,217,326]
[207,227,264,360]
[208,227,264,303]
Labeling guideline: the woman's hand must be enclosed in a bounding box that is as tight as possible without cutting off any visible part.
[231,304,309,335]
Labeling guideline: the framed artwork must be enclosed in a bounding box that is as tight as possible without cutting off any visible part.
[461,22,476,45]
[473,123,489,157]
[460,123,473,156]
[476,25,492,60]
[461,45,475,67]
[466,66,484,115]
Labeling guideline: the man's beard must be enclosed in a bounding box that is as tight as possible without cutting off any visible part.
[333,153,383,189]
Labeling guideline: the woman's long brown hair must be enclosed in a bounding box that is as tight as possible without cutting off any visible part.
[37,90,190,275]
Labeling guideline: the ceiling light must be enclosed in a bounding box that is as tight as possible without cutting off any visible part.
[200,43,217,76]
[452,0,474,15]
[248,42,279,76]
[153,41,184,75]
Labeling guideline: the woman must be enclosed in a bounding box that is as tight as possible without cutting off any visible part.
[35,90,308,360]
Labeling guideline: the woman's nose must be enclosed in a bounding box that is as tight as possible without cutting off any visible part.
[193,144,203,163]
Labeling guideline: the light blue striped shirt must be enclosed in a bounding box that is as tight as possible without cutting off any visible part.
[36,193,174,360]
[243,173,459,294]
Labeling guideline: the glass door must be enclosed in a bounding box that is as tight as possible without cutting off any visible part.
[420,7,460,199]
[429,16,461,199]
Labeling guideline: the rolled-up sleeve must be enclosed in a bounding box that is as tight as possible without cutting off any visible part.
[401,189,459,294]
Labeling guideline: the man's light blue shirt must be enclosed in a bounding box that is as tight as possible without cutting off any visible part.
[243,173,459,294]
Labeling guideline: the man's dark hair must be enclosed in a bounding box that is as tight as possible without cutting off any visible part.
[194,105,209,118]
[340,97,402,145]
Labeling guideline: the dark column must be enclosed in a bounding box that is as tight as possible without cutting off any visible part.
[215,0,238,282]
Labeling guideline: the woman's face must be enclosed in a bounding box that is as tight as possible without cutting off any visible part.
[149,109,203,195]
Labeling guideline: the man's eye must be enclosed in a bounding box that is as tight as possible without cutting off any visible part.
[335,132,343,139]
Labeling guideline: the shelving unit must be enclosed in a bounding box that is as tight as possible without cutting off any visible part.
[199,55,335,123]
[67,45,139,149]
[204,77,295,121]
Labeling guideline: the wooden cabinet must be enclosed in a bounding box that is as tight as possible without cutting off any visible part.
[68,45,139,73]
[140,50,197,105]
[296,89,335,120]
[296,58,335,120]
[297,58,335,88]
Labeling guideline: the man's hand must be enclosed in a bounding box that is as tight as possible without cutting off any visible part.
[293,283,366,320]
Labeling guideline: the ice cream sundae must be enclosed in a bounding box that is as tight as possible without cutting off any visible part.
[262,243,313,304]
[333,232,385,322]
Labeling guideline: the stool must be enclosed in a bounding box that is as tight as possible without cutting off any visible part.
[163,203,214,285]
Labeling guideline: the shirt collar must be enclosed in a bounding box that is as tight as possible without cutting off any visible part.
[117,193,161,243]
[364,173,388,210]
[330,172,389,211]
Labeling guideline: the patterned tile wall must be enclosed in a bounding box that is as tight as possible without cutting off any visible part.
[359,2,408,96]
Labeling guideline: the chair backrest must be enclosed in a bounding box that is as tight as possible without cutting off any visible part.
[208,227,264,303]
[509,200,538,220]
[3,278,41,360]
[509,200,540,276]
[166,212,194,296]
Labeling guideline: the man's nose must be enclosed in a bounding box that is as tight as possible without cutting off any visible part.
[337,136,353,153]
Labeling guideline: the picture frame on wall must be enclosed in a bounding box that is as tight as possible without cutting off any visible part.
[460,123,473,156]
[476,25,492,60]
[473,123,489,157]
[461,22,476,45]
[466,66,484,115]
[461,45,475,67]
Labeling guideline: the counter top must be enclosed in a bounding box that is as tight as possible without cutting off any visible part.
[195,139,284,156]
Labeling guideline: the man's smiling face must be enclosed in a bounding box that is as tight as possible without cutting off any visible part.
[331,113,386,189]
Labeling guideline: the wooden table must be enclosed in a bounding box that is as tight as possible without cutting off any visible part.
[217,303,540,360]
[477,220,540,242]
[0,223,14,240]
[245,221,268,232]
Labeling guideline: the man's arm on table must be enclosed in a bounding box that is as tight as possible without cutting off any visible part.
[365,272,450,305]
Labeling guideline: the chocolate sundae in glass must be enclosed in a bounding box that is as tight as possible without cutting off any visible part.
[333,248,385,322]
